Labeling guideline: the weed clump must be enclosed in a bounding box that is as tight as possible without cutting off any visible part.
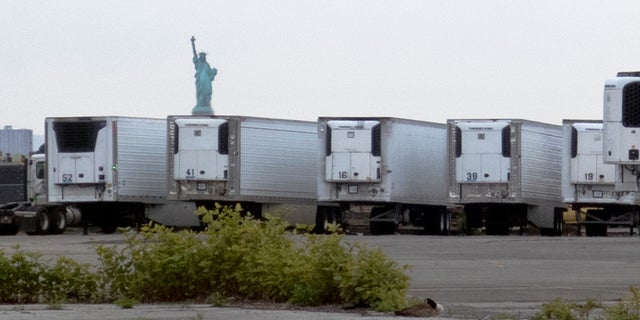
[0,247,98,304]
[533,289,640,320]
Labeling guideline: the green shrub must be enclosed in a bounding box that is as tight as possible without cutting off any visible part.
[534,298,580,320]
[534,289,640,320]
[40,256,98,303]
[288,234,354,306]
[0,204,411,312]
[606,287,640,320]
[94,203,411,311]
[96,224,212,302]
[1,247,46,303]
[115,297,139,309]
[338,245,410,312]
[95,241,134,301]
[0,246,97,304]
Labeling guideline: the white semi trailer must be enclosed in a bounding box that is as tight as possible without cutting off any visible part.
[45,116,199,234]
[317,117,450,235]
[167,115,324,226]
[561,120,637,236]
[447,119,565,235]
[601,71,640,235]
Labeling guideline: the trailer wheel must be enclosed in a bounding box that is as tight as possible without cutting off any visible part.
[463,205,483,229]
[440,209,450,235]
[313,206,339,234]
[49,207,67,235]
[554,209,564,236]
[27,207,50,235]
[369,221,395,235]
[585,209,608,237]
[369,207,395,235]
[485,212,509,236]
[485,224,509,235]
[585,224,607,237]
[540,209,564,236]
[100,223,117,234]
[424,207,450,235]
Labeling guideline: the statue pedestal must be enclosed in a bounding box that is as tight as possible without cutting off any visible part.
[191,105,214,116]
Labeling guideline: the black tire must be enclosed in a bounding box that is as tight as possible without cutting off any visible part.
[585,209,608,237]
[585,224,607,237]
[425,208,450,235]
[484,207,511,235]
[485,223,509,235]
[464,205,483,229]
[313,206,338,234]
[370,221,396,235]
[49,207,67,235]
[369,207,395,235]
[541,210,564,236]
[27,207,50,235]
[380,221,397,235]
[100,223,117,234]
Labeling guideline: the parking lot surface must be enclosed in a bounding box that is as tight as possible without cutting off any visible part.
[0,229,639,319]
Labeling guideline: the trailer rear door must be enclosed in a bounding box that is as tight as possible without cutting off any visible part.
[325,120,382,182]
[455,121,511,183]
[51,120,107,185]
[173,118,229,181]
[570,123,615,184]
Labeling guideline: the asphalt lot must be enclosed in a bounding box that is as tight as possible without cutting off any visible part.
[0,228,639,319]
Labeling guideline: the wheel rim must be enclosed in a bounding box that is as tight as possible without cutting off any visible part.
[55,209,66,231]
[39,212,49,231]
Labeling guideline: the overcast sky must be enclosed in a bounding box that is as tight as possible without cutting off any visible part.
[2,0,640,135]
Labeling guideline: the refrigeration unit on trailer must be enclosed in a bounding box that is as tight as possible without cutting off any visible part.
[562,120,637,236]
[46,116,198,233]
[168,115,323,226]
[447,119,565,235]
[317,117,449,235]
[603,71,640,167]
[601,71,640,234]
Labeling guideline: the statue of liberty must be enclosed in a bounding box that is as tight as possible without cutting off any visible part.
[191,36,217,115]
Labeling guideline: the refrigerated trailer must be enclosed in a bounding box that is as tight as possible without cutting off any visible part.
[603,71,640,167]
[46,116,199,233]
[600,71,640,235]
[562,120,637,236]
[167,115,324,226]
[317,117,450,235]
[447,119,565,235]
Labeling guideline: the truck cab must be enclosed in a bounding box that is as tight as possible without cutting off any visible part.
[27,153,47,204]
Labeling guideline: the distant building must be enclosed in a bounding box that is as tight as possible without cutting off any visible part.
[0,125,33,161]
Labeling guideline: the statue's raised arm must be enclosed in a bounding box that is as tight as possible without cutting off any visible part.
[190,36,197,58]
